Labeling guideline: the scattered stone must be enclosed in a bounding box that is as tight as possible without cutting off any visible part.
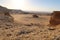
[48,27,56,30]
[5,27,9,29]
[16,30,33,36]
[25,23,33,26]
[7,34,12,37]
[53,36,60,40]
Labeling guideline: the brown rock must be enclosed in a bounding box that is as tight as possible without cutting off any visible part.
[49,11,60,26]
[33,14,39,18]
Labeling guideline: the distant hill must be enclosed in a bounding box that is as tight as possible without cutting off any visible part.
[0,6,24,14]
[9,9,24,14]
[0,6,52,15]
[23,11,52,15]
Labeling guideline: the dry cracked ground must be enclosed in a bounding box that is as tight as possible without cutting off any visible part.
[0,14,60,40]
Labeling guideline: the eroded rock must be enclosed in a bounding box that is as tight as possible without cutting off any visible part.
[49,11,60,26]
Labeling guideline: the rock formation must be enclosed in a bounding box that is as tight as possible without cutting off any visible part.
[50,11,60,26]
[0,6,14,23]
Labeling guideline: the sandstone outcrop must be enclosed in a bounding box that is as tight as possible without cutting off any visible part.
[50,11,60,26]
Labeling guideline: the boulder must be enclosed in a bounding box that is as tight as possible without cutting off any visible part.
[33,14,39,18]
[50,11,60,26]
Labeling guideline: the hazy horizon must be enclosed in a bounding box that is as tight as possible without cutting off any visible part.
[0,0,60,12]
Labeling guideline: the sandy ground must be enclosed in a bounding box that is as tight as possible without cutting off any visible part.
[0,14,60,40]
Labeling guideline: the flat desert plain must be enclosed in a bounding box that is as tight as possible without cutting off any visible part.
[0,14,60,40]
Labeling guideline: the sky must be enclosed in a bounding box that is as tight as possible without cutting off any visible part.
[0,0,60,12]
